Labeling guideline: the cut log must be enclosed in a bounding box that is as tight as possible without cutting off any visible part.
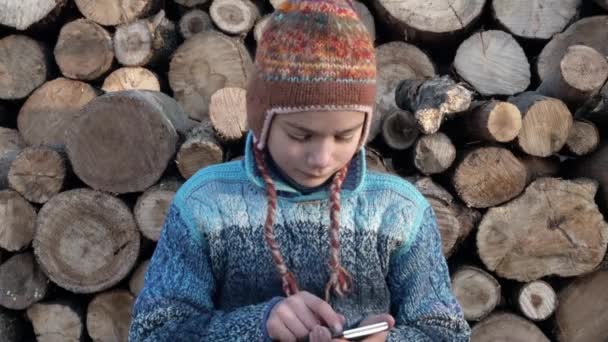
[0,252,49,310]
[352,1,376,41]
[0,35,49,100]
[459,101,522,143]
[0,0,66,30]
[65,90,190,194]
[174,0,209,8]
[74,0,160,26]
[509,92,573,157]
[168,31,253,121]
[114,10,179,67]
[537,45,608,106]
[86,290,135,342]
[596,0,608,10]
[513,280,557,322]
[575,82,608,129]
[396,75,472,134]
[17,78,97,149]
[413,132,456,175]
[365,148,388,173]
[102,67,160,93]
[470,312,550,342]
[34,189,140,293]
[209,87,248,141]
[210,0,259,36]
[372,0,485,44]
[0,307,24,342]
[8,147,65,204]
[26,301,85,342]
[381,109,418,150]
[176,121,224,179]
[0,152,18,190]
[0,128,25,156]
[253,14,272,42]
[477,177,608,282]
[374,42,436,141]
[129,259,150,296]
[453,146,527,208]
[454,30,530,96]
[556,269,608,342]
[179,9,213,40]
[564,120,599,156]
[0,190,36,252]
[492,0,582,40]
[537,16,608,83]
[134,180,181,241]
[569,143,608,215]
[517,154,560,185]
[54,19,113,81]
[451,265,501,321]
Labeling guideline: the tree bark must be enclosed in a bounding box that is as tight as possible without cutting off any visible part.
[451,265,501,321]
[179,9,213,40]
[575,82,608,129]
[458,100,522,143]
[0,190,36,252]
[210,0,260,36]
[8,146,65,204]
[568,143,608,215]
[86,290,135,342]
[134,179,181,241]
[512,280,557,322]
[471,312,550,341]
[0,35,50,100]
[413,132,456,175]
[381,109,418,150]
[0,252,49,310]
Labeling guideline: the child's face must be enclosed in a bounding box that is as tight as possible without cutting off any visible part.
[267,110,366,188]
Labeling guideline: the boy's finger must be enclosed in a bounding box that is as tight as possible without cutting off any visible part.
[301,292,343,334]
[358,313,395,329]
[268,318,296,342]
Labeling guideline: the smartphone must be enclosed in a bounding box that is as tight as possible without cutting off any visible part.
[332,322,389,340]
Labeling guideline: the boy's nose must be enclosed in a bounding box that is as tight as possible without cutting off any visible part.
[307,142,332,170]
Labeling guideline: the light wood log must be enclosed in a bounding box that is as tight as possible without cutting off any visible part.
[169,31,253,121]
[0,0,66,30]
[210,0,259,36]
[176,121,224,179]
[8,147,65,204]
[413,132,455,175]
[556,269,608,342]
[509,92,573,157]
[381,109,418,150]
[569,143,608,215]
[33,189,140,293]
[374,42,435,141]
[373,0,485,44]
[564,120,599,156]
[453,146,526,208]
[86,290,135,342]
[454,30,530,96]
[102,67,160,93]
[179,9,213,40]
[17,78,97,149]
[74,0,160,26]
[477,177,608,282]
[114,10,178,67]
[209,87,248,141]
[492,0,582,40]
[451,265,500,321]
[352,1,375,41]
[129,259,150,296]
[538,16,608,83]
[0,252,49,310]
[54,19,113,81]
[513,280,557,322]
[396,75,472,134]
[0,190,36,252]
[253,14,272,42]
[65,90,190,194]
[459,101,522,143]
[0,35,49,100]
[537,45,608,106]
[26,301,85,342]
[134,180,181,241]
[471,312,550,341]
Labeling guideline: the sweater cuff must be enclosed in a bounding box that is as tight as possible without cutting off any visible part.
[260,296,284,342]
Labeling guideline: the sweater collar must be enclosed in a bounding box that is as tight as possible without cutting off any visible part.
[243,132,366,200]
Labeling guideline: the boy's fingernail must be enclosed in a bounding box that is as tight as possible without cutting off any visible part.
[331,324,343,335]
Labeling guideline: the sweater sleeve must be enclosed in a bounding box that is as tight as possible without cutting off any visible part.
[128,202,282,342]
[386,204,471,342]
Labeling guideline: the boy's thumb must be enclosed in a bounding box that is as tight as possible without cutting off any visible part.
[358,314,395,329]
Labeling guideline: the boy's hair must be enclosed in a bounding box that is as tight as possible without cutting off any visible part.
[246,0,376,301]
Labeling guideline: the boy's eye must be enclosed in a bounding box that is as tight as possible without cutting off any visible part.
[336,135,354,142]
[288,133,310,141]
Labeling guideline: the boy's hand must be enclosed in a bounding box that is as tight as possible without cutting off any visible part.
[309,313,395,342]
[266,291,345,342]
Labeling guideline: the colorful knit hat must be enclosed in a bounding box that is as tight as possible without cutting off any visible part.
[246,0,377,151]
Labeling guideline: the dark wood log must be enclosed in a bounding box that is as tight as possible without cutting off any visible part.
[86,290,135,342]
[134,179,181,241]
[453,146,527,208]
[176,120,224,179]
[471,312,550,341]
[102,67,160,93]
[0,252,49,310]
[413,132,456,175]
[175,0,209,8]
[517,154,560,185]
[26,301,85,342]
[575,82,608,129]
[65,90,190,194]
[0,0,67,30]
[477,178,608,282]
[451,265,501,321]
[459,100,522,143]
[556,269,608,342]
[168,31,253,121]
[8,147,65,204]
[596,0,608,10]
[209,87,248,141]
[396,75,472,134]
[0,190,36,252]
[569,143,608,215]
[509,92,573,157]
[537,45,608,106]
[564,120,600,156]
[0,307,25,342]
[33,189,140,293]
[74,0,160,26]
[512,280,557,322]
[17,78,97,150]
[381,109,418,150]
[454,30,530,96]
[374,41,435,141]
[114,10,179,67]
[179,9,213,40]
[129,259,150,296]
[209,0,259,36]
[0,35,50,100]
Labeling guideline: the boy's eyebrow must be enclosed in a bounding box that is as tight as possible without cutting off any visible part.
[284,122,364,134]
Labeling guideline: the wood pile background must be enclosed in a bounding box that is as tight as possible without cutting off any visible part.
[1,0,608,341]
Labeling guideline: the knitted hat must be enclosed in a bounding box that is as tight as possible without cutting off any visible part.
[246,0,376,151]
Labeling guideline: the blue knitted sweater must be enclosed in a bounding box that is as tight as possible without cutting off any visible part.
[129,133,471,341]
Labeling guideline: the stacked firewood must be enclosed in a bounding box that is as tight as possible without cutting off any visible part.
[1,0,608,341]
